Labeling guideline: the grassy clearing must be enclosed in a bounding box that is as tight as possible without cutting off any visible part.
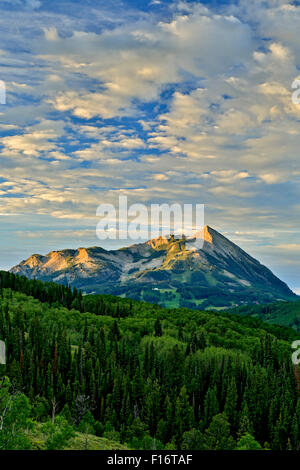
[28,424,129,450]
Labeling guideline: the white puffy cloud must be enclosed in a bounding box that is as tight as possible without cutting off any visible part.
[35,6,252,119]
[0,0,299,287]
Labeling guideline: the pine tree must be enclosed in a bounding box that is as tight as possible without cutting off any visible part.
[204,413,235,450]
[175,386,194,444]
[224,378,238,431]
[204,386,219,428]
[154,318,162,337]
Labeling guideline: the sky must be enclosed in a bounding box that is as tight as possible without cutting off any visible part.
[0,0,300,292]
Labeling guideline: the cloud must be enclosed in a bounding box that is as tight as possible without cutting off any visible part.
[0,0,41,9]
[35,6,252,119]
[153,173,168,181]
[0,0,299,288]
[2,129,57,157]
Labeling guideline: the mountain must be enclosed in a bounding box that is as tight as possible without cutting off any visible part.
[10,225,296,309]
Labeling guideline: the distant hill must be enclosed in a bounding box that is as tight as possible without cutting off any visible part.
[11,225,296,309]
[227,298,300,332]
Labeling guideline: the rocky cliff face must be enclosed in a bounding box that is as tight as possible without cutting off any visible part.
[10,226,296,308]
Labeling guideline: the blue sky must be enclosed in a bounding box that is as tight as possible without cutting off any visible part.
[0,0,300,291]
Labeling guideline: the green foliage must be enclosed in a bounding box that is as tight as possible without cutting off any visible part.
[182,429,205,450]
[204,413,235,450]
[154,318,163,337]
[236,433,262,450]
[77,411,96,435]
[0,377,33,449]
[0,271,299,450]
[228,299,300,333]
[41,416,75,450]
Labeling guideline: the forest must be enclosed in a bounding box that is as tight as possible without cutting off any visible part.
[229,300,300,332]
[0,271,299,450]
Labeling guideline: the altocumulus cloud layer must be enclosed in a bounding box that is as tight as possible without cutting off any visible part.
[0,0,299,289]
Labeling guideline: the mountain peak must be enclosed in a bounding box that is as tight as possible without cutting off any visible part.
[76,247,90,263]
[145,227,215,249]
[25,254,44,268]
[10,226,296,307]
[187,225,223,247]
[146,235,171,250]
[201,225,214,244]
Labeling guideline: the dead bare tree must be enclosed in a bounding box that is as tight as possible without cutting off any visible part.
[51,397,59,424]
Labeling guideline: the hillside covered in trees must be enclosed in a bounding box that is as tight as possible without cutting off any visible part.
[0,271,299,450]
[227,299,300,333]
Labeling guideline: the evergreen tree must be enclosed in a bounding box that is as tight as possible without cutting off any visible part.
[154,318,162,337]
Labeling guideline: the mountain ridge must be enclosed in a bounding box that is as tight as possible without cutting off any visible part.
[10,225,296,308]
